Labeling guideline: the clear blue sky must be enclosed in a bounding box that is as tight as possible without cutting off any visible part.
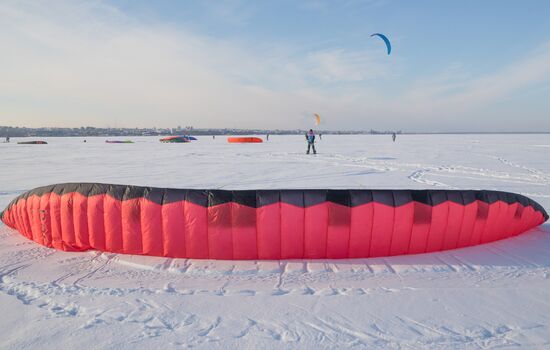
[1,0,549,131]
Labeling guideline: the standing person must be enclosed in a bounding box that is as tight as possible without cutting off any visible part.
[5,136,9,143]
[392,132,396,142]
[319,133,322,140]
[266,133,269,141]
[305,129,316,154]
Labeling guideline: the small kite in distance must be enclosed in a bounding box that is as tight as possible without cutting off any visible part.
[314,113,321,126]
[371,33,391,55]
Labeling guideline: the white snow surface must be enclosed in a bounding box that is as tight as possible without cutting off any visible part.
[0,134,549,349]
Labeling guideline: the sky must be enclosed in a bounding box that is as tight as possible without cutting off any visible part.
[0,0,549,132]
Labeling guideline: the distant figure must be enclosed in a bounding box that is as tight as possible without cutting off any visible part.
[305,129,316,154]
[319,133,322,140]
[266,134,269,141]
[5,136,9,143]
[392,133,396,142]
[213,135,215,140]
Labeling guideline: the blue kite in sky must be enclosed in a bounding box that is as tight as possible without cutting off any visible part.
[371,33,391,55]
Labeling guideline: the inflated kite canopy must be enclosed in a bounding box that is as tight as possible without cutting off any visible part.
[227,137,263,143]
[371,33,392,55]
[160,136,190,143]
[1,183,547,260]
[17,141,47,145]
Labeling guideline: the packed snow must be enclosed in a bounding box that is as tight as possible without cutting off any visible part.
[0,134,549,349]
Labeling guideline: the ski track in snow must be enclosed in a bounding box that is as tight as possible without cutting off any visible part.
[0,135,549,349]
[1,225,550,349]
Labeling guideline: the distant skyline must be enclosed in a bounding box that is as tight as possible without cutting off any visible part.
[1,0,549,132]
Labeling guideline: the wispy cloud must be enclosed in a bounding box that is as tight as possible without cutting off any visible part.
[304,49,391,83]
[0,0,549,131]
[300,0,389,12]
[200,0,259,26]
[0,0,392,129]
[398,43,550,127]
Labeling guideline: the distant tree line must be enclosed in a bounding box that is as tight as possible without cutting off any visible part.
[0,126,401,137]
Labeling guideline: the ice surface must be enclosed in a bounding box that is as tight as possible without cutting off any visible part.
[0,135,549,349]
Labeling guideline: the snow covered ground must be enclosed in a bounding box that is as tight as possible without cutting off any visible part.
[0,134,549,349]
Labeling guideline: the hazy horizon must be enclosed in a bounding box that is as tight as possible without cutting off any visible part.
[1,1,549,132]
[3,124,550,135]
